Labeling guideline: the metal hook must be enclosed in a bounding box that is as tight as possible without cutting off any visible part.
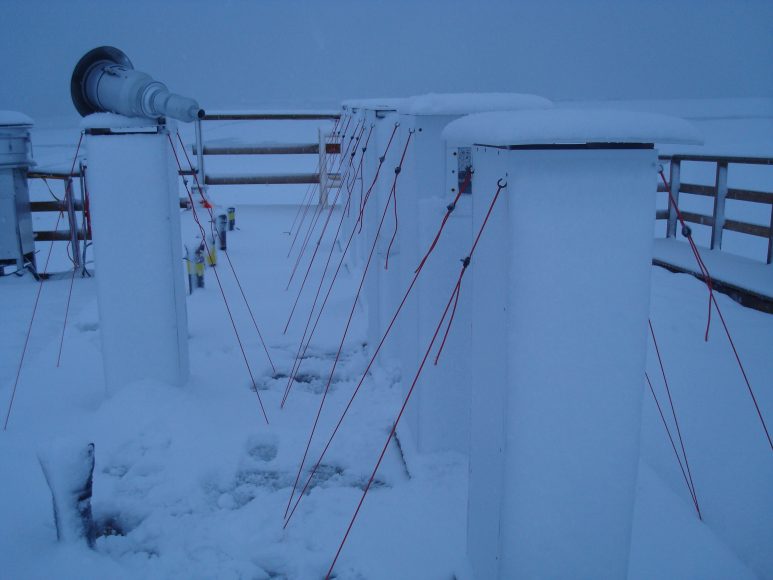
[394,122,400,128]
[497,178,507,188]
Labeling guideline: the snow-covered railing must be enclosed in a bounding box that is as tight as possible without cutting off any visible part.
[657,153,773,264]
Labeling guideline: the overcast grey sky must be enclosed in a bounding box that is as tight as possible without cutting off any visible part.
[1,0,771,120]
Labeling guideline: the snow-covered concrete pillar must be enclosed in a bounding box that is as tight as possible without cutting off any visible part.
[342,100,405,367]
[393,94,552,456]
[442,109,701,579]
[84,115,189,395]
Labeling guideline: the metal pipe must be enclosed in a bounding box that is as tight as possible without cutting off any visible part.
[71,46,203,123]
[205,173,338,186]
[217,215,227,251]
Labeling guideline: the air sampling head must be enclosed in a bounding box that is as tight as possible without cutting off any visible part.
[71,46,204,123]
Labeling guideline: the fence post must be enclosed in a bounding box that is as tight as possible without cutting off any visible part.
[195,117,206,190]
[319,128,329,207]
[666,159,681,238]
[768,204,773,264]
[64,176,81,272]
[711,162,728,250]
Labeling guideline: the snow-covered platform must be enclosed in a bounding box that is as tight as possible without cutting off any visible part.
[653,238,773,313]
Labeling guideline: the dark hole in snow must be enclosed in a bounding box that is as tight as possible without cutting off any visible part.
[94,514,127,538]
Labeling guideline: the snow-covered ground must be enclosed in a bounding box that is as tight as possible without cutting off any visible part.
[1,98,771,579]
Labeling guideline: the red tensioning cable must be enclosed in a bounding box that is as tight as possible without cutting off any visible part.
[284,159,473,527]
[648,320,700,511]
[645,372,702,517]
[283,155,402,517]
[659,170,771,453]
[288,118,365,282]
[56,141,88,367]
[324,179,506,578]
[284,174,494,527]
[288,117,347,256]
[4,133,84,430]
[280,124,400,408]
[3,211,64,431]
[288,117,341,235]
[283,125,373,335]
[169,136,270,423]
[282,134,414,518]
[176,134,276,373]
[283,128,413,405]
[358,123,400,234]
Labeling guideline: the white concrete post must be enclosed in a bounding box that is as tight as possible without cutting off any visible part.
[84,116,189,395]
[444,109,702,579]
[393,94,553,456]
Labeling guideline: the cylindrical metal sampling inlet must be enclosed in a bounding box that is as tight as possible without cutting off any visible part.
[217,214,228,251]
[71,46,203,123]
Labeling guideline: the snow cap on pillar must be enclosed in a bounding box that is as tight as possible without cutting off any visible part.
[442,109,703,146]
[341,97,407,113]
[400,92,554,116]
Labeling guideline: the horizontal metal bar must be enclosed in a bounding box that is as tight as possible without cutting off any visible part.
[680,211,714,227]
[202,112,340,121]
[34,230,91,242]
[659,154,773,165]
[193,142,341,155]
[724,219,771,238]
[205,172,341,186]
[655,209,669,220]
[658,181,773,205]
[28,171,82,180]
[30,200,84,212]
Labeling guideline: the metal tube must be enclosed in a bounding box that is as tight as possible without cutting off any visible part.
[711,162,728,250]
[195,118,206,191]
[64,177,81,272]
[666,160,681,238]
[217,215,227,251]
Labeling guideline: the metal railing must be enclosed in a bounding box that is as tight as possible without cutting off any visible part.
[192,111,342,201]
[27,165,90,274]
[656,154,773,264]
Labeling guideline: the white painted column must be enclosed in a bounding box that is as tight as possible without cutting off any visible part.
[447,109,701,579]
[85,117,189,394]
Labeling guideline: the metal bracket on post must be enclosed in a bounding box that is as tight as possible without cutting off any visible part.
[319,128,329,207]
[64,177,82,273]
[711,162,728,250]
[77,161,89,276]
[666,159,681,238]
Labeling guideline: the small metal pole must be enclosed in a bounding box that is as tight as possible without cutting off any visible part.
[666,159,681,239]
[78,162,89,275]
[767,204,773,265]
[319,128,328,207]
[217,214,227,251]
[711,162,728,250]
[185,246,194,294]
[64,177,81,272]
[227,207,236,231]
[195,117,206,191]
[194,247,205,288]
